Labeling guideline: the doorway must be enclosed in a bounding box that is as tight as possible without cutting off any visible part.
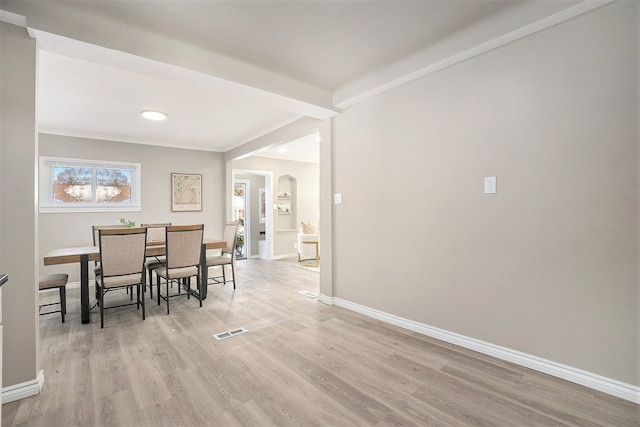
[233,180,249,259]
[233,172,271,260]
[227,125,329,300]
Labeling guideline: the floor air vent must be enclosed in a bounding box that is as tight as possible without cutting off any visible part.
[298,290,318,298]
[213,327,248,341]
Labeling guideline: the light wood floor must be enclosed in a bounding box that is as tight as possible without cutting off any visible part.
[5,258,638,426]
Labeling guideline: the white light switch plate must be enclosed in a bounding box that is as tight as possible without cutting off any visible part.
[484,176,497,194]
[334,193,343,204]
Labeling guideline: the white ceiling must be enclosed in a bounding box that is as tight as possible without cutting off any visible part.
[37,49,301,153]
[1,0,587,162]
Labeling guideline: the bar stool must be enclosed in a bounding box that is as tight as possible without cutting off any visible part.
[39,273,68,323]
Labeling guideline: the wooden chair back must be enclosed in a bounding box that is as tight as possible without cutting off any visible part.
[92,224,126,246]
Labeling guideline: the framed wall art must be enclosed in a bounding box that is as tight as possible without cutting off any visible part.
[171,173,202,212]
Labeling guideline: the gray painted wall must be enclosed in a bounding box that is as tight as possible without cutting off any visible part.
[331,2,638,385]
[38,134,226,284]
[0,21,39,388]
[0,0,637,399]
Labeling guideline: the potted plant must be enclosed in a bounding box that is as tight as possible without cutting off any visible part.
[235,218,245,257]
[235,232,245,256]
[117,217,136,228]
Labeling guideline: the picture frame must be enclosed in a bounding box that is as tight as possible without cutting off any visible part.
[259,188,266,223]
[171,173,202,212]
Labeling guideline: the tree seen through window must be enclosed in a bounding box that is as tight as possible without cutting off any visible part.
[53,167,131,204]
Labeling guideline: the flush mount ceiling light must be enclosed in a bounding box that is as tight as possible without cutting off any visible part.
[141,110,166,121]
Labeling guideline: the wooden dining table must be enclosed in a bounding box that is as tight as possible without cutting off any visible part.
[44,238,226,324]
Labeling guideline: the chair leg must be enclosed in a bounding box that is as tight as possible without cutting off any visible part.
[166,279,170,315]
[59,285,66,323]
[147,268,154,299]
[231,262,236,290]
[136,283,147,320]
[157,275,161,306]
[100,287,105,329]
[197,272,202,307]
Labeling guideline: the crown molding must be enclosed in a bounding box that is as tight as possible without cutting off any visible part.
[334,0,615,109]
[0,9,26,27]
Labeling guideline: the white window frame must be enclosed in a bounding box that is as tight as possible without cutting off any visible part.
[39,156,141,213]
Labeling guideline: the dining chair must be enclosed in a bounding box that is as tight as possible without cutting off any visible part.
[92,224,128,301]
[140,222,171,299]
[39,273,68,323]
[95,227,148,328]
[154,224,204,314]
[206,221,239,289]
[92,224,127,246]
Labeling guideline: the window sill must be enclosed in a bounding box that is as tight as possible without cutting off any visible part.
[39,205,141,214]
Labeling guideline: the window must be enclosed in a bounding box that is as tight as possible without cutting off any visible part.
[39,157,141,213]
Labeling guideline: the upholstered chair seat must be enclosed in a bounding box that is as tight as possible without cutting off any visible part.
[206,221,239,289]
[39,273,68,323]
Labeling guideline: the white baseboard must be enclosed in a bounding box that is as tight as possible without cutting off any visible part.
[2,369,44,404]
[34,288,640,403]
[317,293,332,305]
[326,296,639,404]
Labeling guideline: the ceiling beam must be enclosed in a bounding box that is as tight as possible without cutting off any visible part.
[224,117,322,162]
[29,28,339,121]
[2,1,339,119]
